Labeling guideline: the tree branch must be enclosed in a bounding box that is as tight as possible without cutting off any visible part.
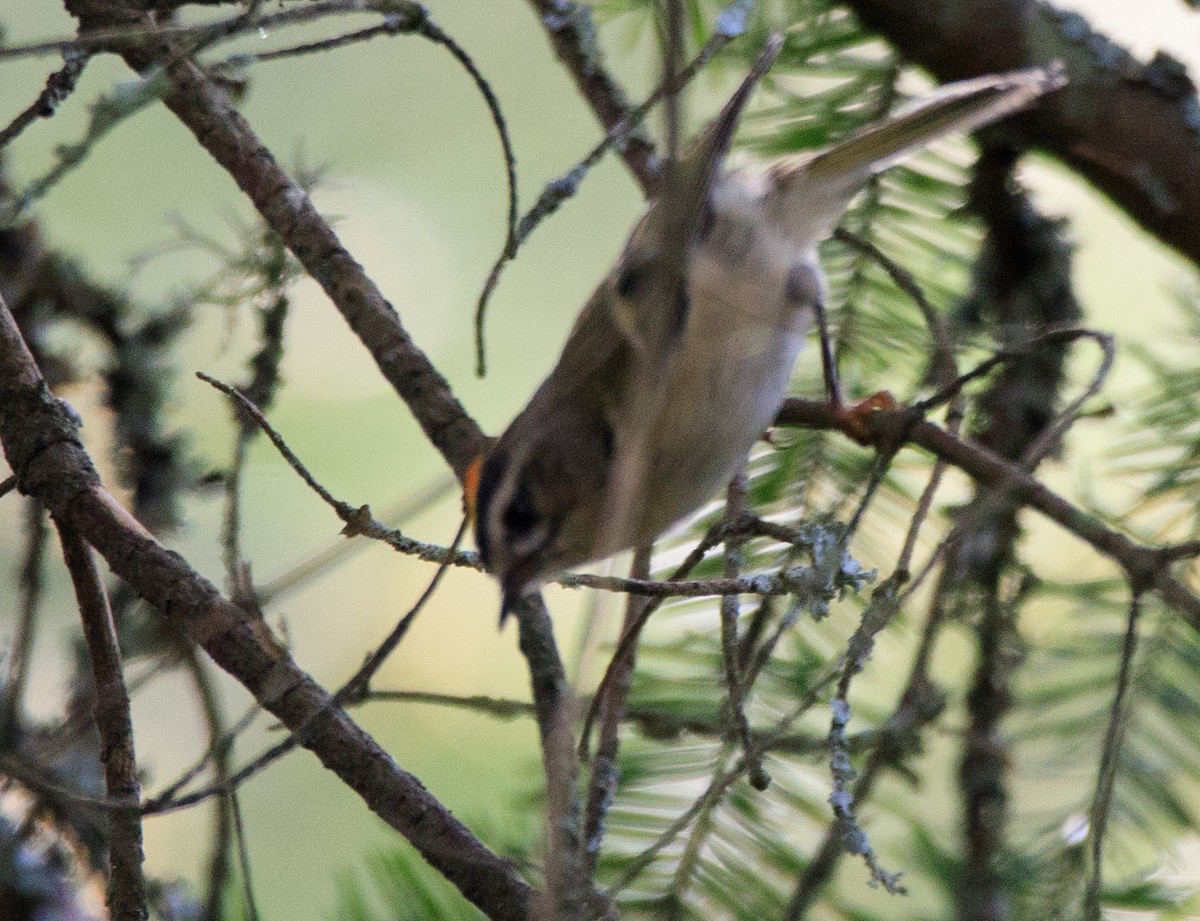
[55,519,147,921]
[0,294,532,921]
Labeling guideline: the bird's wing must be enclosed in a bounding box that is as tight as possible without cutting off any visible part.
[597,36,784,556]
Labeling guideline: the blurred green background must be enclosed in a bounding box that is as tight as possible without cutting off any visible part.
[2,0,1200,917]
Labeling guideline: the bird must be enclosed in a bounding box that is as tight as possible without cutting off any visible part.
[468,41,1063,621]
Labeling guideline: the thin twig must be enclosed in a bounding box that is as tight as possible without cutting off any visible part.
[582,548,651,879]
[409,17,519,380]
[833,226,955,386]
[524,0,657,191]
[229,789,261,921]
[606,755,741,898]
[365,689,535,719]
[578,523,726,758]
[671,740,737,902]
[717,472,769,790]
[0,46,90,151]
[151,704,260,809]
[823,573,906,894]
[899,328,1114,602]
[55,521,147,921]
[256,475,457,606]
[222,288,289,610]
[0,0,409,60]
[179,644,235,921]
[612,660,845,901]
[785,591,948,918]
[1084,591,1144,921]
[0,499,47,744]
[511,592,595,920]
[364,687,873,757]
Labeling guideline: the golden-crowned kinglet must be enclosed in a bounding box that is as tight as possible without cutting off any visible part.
[469,47,1063,618]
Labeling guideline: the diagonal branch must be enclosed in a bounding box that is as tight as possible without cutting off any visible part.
[524,0,659,192]
[0,295,532,921]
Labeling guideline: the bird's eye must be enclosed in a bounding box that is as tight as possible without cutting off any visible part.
[616,263,643,299]
[503,487,538,538]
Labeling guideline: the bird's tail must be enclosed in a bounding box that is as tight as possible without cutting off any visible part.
[766,65,1065,241]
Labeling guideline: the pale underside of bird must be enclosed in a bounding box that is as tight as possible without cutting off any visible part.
[473,44,1064,618]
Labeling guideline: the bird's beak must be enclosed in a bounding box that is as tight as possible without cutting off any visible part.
[498,587,519,627]
[498,569,530,627]
[496,566,540,628]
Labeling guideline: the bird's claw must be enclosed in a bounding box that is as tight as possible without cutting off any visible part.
[833,390,897,445]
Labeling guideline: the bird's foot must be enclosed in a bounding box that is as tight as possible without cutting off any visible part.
[832,390,897,445]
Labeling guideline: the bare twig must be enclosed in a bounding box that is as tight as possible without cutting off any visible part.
[412,18,519,381]
[256,475,457,606]
[364,687,871,758]
[785,593,948,918]
[150,703,259,809]
[717,472,769,790]
[511,593,595,920]
[606,756,741,899]
[898,327,1112,606]
[148,517,469,815]
[0,46,90,151]
[220,286,289,610]
[582,548,651,879]
[578,523,726,757]
[833,226,955,386]
[1084,591,1144,921]
[69,7,487,476]
[524,0,658,192]
[194,370,840,602]
[0,0,411,60]
[0,499,47,744]
[958,591,1014,920]
[55,521,147,921]
[612,660,844,901]
[823,574,906,894]
[229,789,260,921]
[178,645,235,921]
[366,689,535,719]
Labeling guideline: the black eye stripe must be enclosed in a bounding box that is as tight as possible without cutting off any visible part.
[616,263,643,299]
[503,485,538,537]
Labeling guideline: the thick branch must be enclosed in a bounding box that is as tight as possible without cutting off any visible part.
[56,520,147,921]
[0,297,531,921]
[840,0,1200,270]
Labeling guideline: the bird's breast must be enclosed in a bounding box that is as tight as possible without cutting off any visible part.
[635,190,815,538]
